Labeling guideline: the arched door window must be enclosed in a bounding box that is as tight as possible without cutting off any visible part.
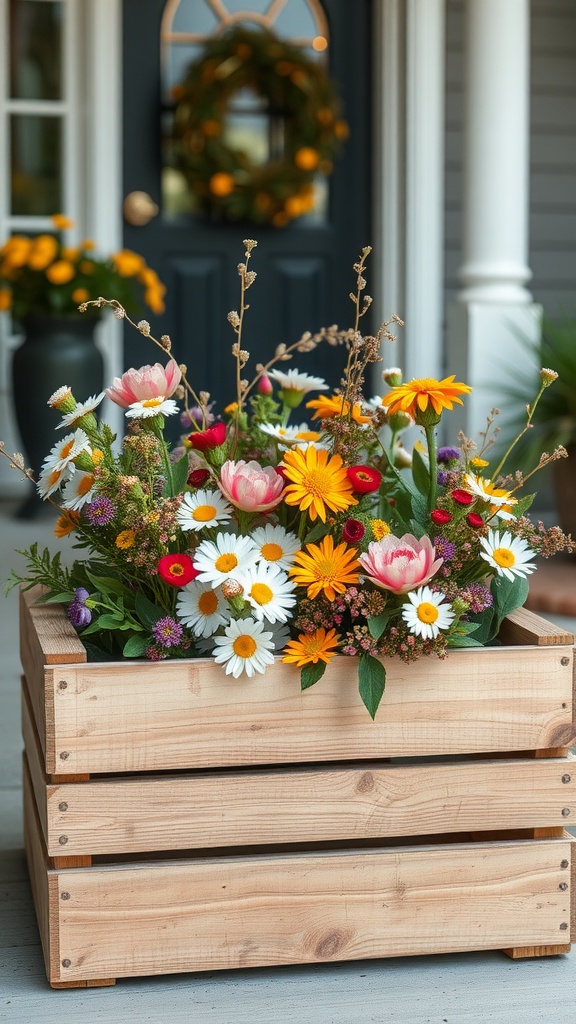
[160,0,330,220]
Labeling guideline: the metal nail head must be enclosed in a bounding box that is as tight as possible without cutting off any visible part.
[61,959,71,968]
[561,657,570,666]
[59,751,70,760]
[562,775,571,784]
[58,835,69,845]
[58,802,68,812]
[58,680,68,690]
[561,808,571,817]
[61,892,70,901]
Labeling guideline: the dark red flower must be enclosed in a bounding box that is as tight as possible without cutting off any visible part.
[466,512,484,528]
[347,465,382,494]
[188,421,227,452]
[342,518,365,544]
[157,553,198,587]
[451,488,474,506]
[430,508,452,526]
[187,468,211,488]
[274,466,287,479]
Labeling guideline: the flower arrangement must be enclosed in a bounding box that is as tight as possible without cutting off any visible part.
[0,214,166,320]
[3,241,574,718]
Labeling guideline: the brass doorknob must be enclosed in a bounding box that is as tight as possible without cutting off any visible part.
[123,191,159,226]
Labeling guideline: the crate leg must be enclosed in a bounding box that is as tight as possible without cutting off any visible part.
[502,943,571,959]
[50,979,116,989]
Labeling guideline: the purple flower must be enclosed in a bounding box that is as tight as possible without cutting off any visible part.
[433,537,457,561]
[84,496,116,526]
[74,587,89,603]
[437,470,450,486]
[152,615,184,648]
[68,600,92,628]
[461,583,493,614]
[437,446,461,464]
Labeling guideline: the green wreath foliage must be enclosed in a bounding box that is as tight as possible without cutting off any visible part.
[169,26,348,226]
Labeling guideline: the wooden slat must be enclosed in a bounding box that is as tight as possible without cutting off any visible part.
[498,607,574,646]
[52,838,573,981]
[43,645,574,774]
[37,756,575,857]
[22,754,61,985]
[503,831,575,958]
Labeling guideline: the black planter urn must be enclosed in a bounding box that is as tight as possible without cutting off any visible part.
[11,315,104,518]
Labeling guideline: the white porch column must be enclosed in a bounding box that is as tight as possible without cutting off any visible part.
[447,0,541,438]
[404,0,445,382]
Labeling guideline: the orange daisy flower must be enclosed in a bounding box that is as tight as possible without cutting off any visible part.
[282,627,341,667]
[282,445,357,522]
[383,376,472,426]
[289,535,361,602]
[306,393,371,426]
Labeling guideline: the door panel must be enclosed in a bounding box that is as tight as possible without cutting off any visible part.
[122,0,372,407]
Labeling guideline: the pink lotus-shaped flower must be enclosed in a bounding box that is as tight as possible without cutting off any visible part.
[219,460,284,513]
[359,533,443,594]
[105,361,181,409]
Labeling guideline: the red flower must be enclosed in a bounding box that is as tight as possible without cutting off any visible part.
[188,421,226,452]
[187,468,211,488]
[158,553,198,586]
[451,488,474,506]
[466,512,484,528]
[430,508,452,526]
[342,518,366,543]
[347,465,382,494]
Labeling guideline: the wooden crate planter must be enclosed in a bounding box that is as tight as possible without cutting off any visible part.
[19,587,576,988]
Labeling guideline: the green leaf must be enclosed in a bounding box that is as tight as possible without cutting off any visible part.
[452,620,481,636]
[92,613,125,629]
[300,661,327,690]
[467,608,497,646]
[367,611,390,641]
[411,446,431,497]
[410,490,429,531]
[304,522,331,544]
[123,635,148,658]
[491,574,530,634]
[134,589,165,630]
[84,569,132,599]
[358,654,386,720]
[512,492,537,517]
[446,634,484,648]
[169,453,191,496]
[37,591,75,605]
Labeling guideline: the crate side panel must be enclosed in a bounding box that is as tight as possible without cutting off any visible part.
[21,681,49,847]
[23,755,61,985]
[55,839,573,981]
[46,757,576,856]
[48,646,574,773]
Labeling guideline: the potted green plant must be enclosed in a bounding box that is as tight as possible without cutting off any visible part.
[0,213,166,517]
[493,314,576,540]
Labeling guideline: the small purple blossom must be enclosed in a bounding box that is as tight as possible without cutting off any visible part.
[74,587,89,603]
[437,446,461,464]
[67,600,92,628]
[84,496,116,526]
[437,470,450,486]
[461,582,493,614]
[433,537,457,561]
[152,615,184,648]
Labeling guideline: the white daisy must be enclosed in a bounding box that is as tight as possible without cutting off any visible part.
[259,422,304,443]
[269,621,292,653]
[176,581,230,638]
[212,617,276,678]
[479,529,537,582]
[363,395,385,413]
[42,428,92,473]
[55,392,106,429]
[251,523,300,570]
[177,489,233,533]
[237,562,297,624]
[194,532,258,588]
[402,586,455,640]
[463,473,518,513]
[48,385,72,408]
[125,397,179,419]
[36,462,74,499]
[61,471,96,510]
[269,368,329,394]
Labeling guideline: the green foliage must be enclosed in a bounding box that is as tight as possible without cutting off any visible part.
[300,662,327,690]
[358,655,386,720]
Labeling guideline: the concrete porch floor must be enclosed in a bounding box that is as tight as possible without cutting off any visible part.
[1,498,575,1024]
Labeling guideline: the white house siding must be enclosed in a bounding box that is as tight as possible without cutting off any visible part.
[444,0,576,318]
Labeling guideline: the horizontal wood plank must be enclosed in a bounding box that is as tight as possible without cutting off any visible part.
[41,645,574,774]
[36,755,576,857]
[51,838,573,981]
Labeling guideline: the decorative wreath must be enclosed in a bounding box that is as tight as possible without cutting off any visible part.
[169,26,349,227]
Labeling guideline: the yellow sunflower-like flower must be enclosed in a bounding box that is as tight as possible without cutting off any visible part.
[45,259,75,284]
[282,445,357,522]
[282,627,341,667]
[54,511,80,538]
[383,375,472,427]
[306,393,371,426]
[115,529,136,549]
[289,535,361,601]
